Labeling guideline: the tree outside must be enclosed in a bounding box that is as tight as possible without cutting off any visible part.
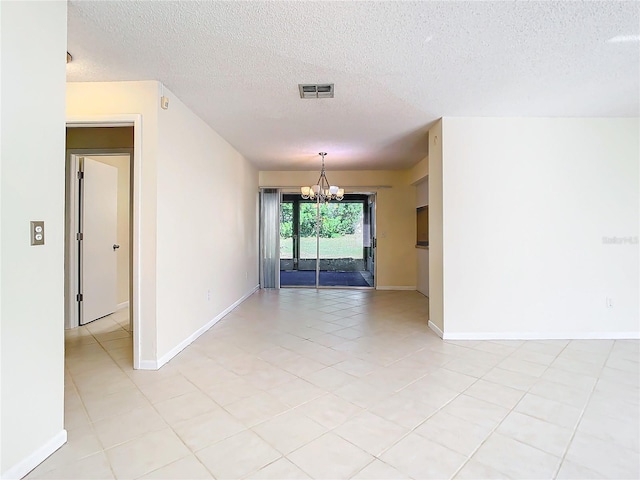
[280,202,364,259]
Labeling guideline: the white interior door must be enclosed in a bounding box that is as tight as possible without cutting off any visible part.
[81,157,118,324]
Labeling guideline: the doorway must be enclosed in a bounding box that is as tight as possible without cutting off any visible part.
[71,153,130,326]
[65,117,142,369]
[279,193,376,288]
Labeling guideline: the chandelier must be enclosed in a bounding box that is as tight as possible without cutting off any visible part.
[301,152,344,202]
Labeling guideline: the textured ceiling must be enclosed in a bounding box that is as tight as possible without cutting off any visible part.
[67,1,640,170]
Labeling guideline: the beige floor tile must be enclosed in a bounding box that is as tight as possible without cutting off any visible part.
[497,411,573,457]
[139,455,213,479]
[351,459,410,479]
[302,366,357,390]
[333,378,391,408]
[224,391,290,427]
[333,358,379,377]
[380,433,467,479]
[565,431,640,479]
[137,374,198,404]
[287,432,373,479]
[106,428,190,479]
[252,410,327,454]
[453,459,510,479]
[463,378,525,409]
[334,411,408,456]
[266,377,326,408]
[399,377,460,408]
[27,425,103,476]
[481,366,538,391]
[196,430,281,479]
[294,393,362,428]
[556,459,607,479]
[515,393,582,429]
[440,394,510,429]
[369,392,439,429]
[154,391,221,425]
[82,387,150,422]
[246,458,311,479]
[73,369,136,399]
[50,293,639,480]
[414,411,492,456]
[528,378,592,408]
[578,411,640,451]
[27,452,113,480]
[172,408,246,451]
[471,432,560,479]
[92,405,167,449]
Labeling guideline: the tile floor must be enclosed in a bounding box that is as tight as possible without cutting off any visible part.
[27,289,639,479]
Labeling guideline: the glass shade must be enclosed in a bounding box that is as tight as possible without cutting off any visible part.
[329,185,339,195]
[301,186,311,196]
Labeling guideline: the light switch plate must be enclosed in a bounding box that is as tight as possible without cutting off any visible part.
[30,221,44,246]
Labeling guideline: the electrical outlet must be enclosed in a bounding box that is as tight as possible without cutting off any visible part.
[606,297,613,308]
[207,289,211,301]
[30,221,45,246]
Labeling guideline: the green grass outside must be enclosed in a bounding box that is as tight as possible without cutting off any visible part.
[280,234,363,259]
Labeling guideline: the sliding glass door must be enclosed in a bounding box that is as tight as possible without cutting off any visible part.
[279,194,375,288]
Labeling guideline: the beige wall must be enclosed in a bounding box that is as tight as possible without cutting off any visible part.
[428,120,444,334]
[155,86,259,360]
[1,1,67,476]
[259,170,417,288]
[88,155,130,306]
[67,81,259,367]
[67,80,159,366]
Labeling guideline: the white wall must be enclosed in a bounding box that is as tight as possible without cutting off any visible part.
[89,155,130,306]
[442,117,639,338]
[0,1,67,477]
[416,179,429,297]
[155,86,258,361]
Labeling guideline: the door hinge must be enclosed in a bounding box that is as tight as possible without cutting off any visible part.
[76,232,83,241]
[77,171,84,179]
[76,293,83,302]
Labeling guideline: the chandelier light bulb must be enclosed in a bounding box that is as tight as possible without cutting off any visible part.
[300,152,343,203]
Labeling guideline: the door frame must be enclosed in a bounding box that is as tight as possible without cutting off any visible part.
[66,115,143,369]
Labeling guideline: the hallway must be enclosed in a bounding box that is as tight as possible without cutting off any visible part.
[28,290,639,479]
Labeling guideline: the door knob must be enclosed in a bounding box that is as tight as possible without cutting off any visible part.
[113,244,120,250]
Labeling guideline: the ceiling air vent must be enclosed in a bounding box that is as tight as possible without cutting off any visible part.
[299,84,334,99]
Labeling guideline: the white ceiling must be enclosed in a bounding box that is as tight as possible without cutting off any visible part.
[67,1,639,171]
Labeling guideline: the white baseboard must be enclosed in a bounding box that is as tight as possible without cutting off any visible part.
[116,301,129,311]
[442,331,640,340]
[428,320,444,338]
[137,360,158,370]
[376,286,416,291]
[2,429,67,480]
[156,285,260,370]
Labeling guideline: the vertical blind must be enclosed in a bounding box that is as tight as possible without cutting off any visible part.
[259,188,280,288]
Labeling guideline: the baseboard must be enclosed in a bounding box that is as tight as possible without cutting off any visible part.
[442,331,640,340]
[116,301,129,311]
[156,285,260,369]
[137,360,158,370]
[2,429,67,480]
[376,286,416,291]
[428,320,444,338]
